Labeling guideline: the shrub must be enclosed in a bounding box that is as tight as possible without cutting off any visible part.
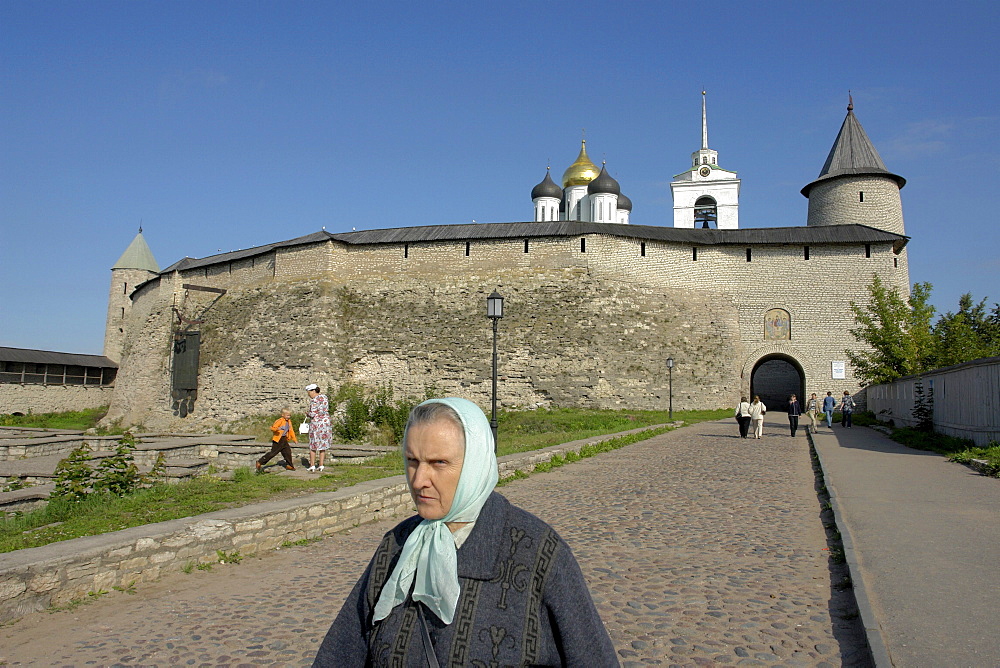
[947,441,1000,477]
[51,444,94,501]
[93,432,143,496]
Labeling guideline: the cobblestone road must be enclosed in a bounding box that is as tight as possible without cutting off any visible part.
[0,419,870,667]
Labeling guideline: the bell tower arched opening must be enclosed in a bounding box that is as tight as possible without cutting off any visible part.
[694,196,718,228]
[750,354,805,412]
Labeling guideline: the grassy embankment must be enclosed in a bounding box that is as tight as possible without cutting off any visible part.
[0,407,729,552]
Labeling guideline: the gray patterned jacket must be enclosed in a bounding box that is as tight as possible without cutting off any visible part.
[313,492,619,667]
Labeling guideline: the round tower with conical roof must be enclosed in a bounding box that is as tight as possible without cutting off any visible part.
[801,97,906,236]
[104,228,160,362]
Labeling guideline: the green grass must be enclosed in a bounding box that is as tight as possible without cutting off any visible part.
[947,443,1000,477]
[0,406,108,430]
[889,426,976,456]
[0,407,729,552]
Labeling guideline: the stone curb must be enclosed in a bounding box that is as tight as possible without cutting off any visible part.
[808,428,892,668]
[0,423,669,623]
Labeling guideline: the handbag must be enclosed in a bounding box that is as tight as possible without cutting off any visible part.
[299,422,309,435]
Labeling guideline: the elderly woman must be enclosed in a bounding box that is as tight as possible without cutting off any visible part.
[305,383,332,472]
[313,397,618,667]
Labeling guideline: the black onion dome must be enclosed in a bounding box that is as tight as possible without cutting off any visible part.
[616,192,632,212]
[531,170,562,200]
[587,165,621,196]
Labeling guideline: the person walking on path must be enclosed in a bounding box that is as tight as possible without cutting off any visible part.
[822,391,837,428]
[805,393,821,434]
[304,383,332,471]
[734,396,752,439]
[839,391,856,428]
[787,394,802,437]
[748,395,766,439]
[257,409,297,471]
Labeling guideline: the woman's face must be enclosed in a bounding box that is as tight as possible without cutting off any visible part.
[307,389,318,398]
[404,418,465,521]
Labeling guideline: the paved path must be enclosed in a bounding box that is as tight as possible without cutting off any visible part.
[812,423,1000,667]
[0,419,869,667]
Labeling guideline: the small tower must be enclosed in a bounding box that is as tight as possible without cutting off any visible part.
[801,96,906,236]
[531,168,562,222]
[587,164,621,223]
[562,139,601,221]
[104,228,160,362]
[671,91,740,229]
[616,192,632,225]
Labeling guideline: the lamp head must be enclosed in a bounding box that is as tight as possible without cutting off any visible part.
[487,290,504,319]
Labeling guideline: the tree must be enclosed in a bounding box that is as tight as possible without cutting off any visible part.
[847,276,935,386]
[933,293,1000,366]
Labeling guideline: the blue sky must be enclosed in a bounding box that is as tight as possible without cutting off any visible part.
[2,1,998,355]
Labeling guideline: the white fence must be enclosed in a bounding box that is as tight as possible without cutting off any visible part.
[866,357,1000,447]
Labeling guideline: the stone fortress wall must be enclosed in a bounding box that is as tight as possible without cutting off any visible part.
[104,228,905,431]
[0,385,113,416]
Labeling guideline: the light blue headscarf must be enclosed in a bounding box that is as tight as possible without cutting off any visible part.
[372,397,499,624]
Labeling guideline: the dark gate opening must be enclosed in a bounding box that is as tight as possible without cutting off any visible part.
[750,355,804,412]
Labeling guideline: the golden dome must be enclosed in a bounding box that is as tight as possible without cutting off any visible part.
[561,140,601,187]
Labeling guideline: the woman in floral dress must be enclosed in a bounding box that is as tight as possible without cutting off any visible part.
[305,383,332,471]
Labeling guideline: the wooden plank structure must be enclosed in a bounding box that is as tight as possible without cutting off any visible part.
[867,357,1000,446]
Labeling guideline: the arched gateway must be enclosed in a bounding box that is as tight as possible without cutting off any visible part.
[750,354,804,412]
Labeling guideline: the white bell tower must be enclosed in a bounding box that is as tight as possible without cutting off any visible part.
[671,91,740,229]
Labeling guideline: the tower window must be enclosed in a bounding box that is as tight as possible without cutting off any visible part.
[692,247,698,261]
[524,239,529,254]
[859,191,865,202]
[122,282,128,294]
[694,196,718,229]
[804,246,810,260]
[404,243,409,259]
[640,242,646,257]
[580,238,586,253]
[465,241,470,257]
[865,244,871,258]
[894,257,898,268]
[746,248,752,262]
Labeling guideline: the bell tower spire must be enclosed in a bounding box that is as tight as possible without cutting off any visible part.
[670,91,741,229]
[701,90,709,151]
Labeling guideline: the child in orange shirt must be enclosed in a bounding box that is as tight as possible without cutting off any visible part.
[256,409,297,471]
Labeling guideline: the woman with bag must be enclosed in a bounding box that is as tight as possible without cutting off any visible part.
[304,383,332,471]
[734,396,752,439]
[748,395,766,439]
[839,391,856,428]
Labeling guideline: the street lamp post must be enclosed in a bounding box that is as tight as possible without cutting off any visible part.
[666,356,674,420]
[486,290,504,451]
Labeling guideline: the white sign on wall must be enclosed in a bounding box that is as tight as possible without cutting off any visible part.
[831,361,846,380]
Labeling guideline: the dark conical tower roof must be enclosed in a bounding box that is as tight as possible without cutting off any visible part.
[801,98,905,197]
[531,168,563,200]
[616,192,632,212]
[587,164,621,196]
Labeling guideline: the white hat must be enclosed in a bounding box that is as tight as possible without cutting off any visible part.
[305,383,319,392]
